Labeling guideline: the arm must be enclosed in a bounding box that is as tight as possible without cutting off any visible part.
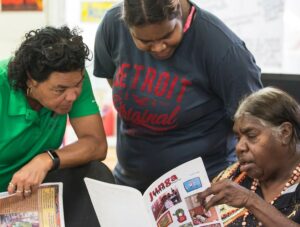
[7,113,107,195]
[93,8,116,84]
[246,192,299,227]
[8,72,107,195]
[54,113,107,168]
[199,179,300,227]
[210,43,262,118]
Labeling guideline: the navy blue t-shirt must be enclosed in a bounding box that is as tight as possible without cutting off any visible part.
[94,3,262,192]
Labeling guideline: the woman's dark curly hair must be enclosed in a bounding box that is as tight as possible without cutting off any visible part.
[8,26,91,92]
[123,0,181,27]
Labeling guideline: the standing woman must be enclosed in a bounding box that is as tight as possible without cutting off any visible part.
[94,0,262,192]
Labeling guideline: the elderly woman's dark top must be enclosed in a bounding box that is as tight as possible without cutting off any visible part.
[216,163,300,226]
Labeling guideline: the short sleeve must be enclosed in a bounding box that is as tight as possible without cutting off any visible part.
[209,43,263,118]
[93,10,117,79]
[69,70,100,118]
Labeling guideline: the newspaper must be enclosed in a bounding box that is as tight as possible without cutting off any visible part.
[85,157,224,227]
[0,183,64,227]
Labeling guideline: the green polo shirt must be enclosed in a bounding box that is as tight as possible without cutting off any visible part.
[0,59,100,192]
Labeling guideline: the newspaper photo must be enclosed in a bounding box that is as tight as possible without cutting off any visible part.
[0,183,64,227]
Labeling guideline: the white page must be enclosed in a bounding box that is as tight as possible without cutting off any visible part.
[84,178,153,227]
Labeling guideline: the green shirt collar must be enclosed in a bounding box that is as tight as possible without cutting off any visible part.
[8,88,39,121]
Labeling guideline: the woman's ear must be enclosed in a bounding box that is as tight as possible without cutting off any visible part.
[26,72,38,87]
[279,122,293,145]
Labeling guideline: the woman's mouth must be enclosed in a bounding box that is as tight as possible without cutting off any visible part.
[239,161,255,172]
[151,48,174,60]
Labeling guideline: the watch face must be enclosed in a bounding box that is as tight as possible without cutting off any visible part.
[46,149,60,171]
[183,177,202,192]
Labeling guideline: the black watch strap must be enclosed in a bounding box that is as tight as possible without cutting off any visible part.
[46,149,60,171]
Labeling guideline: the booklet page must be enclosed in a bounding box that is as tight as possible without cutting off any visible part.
[84,177,153,227]
[143,157,224,227]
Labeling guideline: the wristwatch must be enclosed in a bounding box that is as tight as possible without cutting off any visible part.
[46,149,60,171]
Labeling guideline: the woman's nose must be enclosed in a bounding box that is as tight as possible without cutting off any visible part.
[65,89,78,102]
[235,137,248,155]
[150,42,166,52]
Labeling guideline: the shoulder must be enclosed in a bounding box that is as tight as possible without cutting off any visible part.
[98,3,123,31]
[69,71,99,118]
[95,3,127,48]
[0,59,10,92]
[188,5,252,68]
[193,5,242,45]
[0,59,9,81]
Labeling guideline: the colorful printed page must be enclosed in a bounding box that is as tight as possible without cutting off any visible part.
[143,157,224,227]
[0,183,65,227]
[85,157,223,227]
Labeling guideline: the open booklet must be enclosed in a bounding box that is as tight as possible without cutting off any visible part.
[0,183,65,227]
[85,157,224,227]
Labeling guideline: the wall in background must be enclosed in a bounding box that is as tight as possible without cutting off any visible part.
[193,0,300,74]
[0,0,65,59]
[63,0,118,145]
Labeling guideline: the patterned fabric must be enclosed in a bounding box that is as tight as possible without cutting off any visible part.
[215,163,300,226]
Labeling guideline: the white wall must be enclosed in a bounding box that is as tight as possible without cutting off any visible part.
[282,0,300,74]
[0,0,65,59]
[0,12,46,59]
[193,0,300,74]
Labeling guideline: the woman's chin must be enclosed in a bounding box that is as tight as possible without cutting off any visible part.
[55,107,71,115]
[151,48,175,60]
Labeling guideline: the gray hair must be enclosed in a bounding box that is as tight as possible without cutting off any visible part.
[234,87,300,145]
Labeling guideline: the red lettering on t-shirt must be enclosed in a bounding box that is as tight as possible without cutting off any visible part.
[114,63,131,88]
[131,64,145,89]
[166,75,179,100]
[113,63,193,131]
[141,67,156,93]
[154,72,170,97]
[177,78,192,103]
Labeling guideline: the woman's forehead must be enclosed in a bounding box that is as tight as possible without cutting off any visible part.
[130,19,178,41]
[46,70,84,85]
[234,115,265,131]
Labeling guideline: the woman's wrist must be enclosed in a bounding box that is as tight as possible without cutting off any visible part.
[245,190,260,211]
[45,149,60,171]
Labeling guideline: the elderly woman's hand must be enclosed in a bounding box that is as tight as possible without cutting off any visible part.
[198,179,254,210]
[7,153,53,197]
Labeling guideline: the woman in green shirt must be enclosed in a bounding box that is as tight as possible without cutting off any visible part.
[0,26,114,227]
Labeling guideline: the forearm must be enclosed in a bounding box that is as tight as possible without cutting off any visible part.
[246,193,299,227]
[57,136,107,168]
[36,136,107,171]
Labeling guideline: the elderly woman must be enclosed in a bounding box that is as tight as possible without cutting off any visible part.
[199,87,300,226]
[0,26,114,226]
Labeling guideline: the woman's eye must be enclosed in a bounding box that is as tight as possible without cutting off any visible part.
[247,134,257,139]
[54,89,65,94]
